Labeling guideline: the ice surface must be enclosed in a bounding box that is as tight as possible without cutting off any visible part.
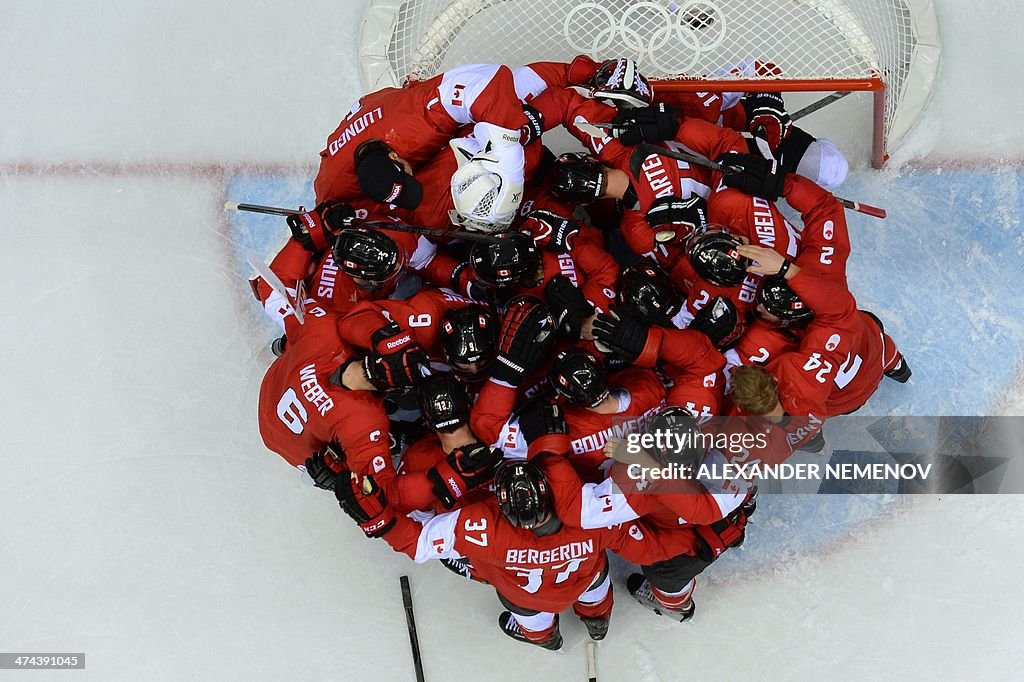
[1,1,1023,680]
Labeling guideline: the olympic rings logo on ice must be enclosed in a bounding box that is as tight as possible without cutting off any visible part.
[563,1,727,74]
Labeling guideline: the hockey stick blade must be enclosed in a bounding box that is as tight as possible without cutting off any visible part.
[837,198,887,219]
[246,250,305,324]
[400,576,426,682]
[587,641,597,682]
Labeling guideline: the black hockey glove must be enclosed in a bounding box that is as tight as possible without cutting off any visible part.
[612,103,681,145]
[517,401,569,444]
[287,201,355,252]
[523,209,579,254]
[646,195,708,246]
[743,92,792,153]
[304,443,345,491]
[714,152,787,201]
[428,442,503,509]
[544,275,595,339]
[491,296,555,385]
[592,306,652,363]
[364,322,432,392]
[336,473,396,538]
[687,296,739,348]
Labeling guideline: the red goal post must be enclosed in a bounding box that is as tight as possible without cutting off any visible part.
[359,0,941,168]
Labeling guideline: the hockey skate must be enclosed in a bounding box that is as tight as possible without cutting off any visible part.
[271,334,287,357]
[498,612,563,651]
[578,614,610,641]
[884,354,912,383]
[626,574,695,622]
[799,430,826,453]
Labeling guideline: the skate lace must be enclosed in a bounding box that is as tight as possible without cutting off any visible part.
[503,615,522,634]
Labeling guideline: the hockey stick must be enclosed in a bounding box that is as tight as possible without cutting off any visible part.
[245,250,305,324]
[400,576,426,682]
[226,201,296,216]
[577,90,851,138]
[587,641,598,682]
[225,201,504,243]
[635,143,887,219]
[790,91,852,121]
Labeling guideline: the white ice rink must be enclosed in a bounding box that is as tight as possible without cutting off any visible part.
[2,1,1024,680]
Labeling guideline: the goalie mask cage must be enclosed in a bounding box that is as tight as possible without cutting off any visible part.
[359,0,941,167]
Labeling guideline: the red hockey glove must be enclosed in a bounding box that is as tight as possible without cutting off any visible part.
[523,209,579,254]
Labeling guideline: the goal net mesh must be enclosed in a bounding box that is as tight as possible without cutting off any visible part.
[362,0,940,160]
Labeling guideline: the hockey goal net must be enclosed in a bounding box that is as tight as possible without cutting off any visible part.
[359,0,941,167]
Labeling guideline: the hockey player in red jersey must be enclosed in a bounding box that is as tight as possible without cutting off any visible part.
[336,458,698,649]
[590,300,728,424]
[729,244,910,449]
[314,57,607,209]
[257,302,501,514]
[518,402,753,620]
[473,347,666,481]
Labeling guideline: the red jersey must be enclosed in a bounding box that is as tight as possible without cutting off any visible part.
[314,64,529,203]
[314,58,600,204]
[784,174,851,284]
[516,221,621,314]
[558,367,666,480]
[471,367,665,481]
[723,320,802,382]
[257,311,390,474]
[383,495,693,612]
[765,271,899,446]
[339,288,473,363]
[668,251,760,339]
[537,452,747,532]
[635,326,727,422]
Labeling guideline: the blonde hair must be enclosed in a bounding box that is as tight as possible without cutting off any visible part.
[731,366,780,416]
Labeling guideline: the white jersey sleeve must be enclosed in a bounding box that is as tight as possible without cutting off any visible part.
[696,449,750,516]
[409,508,465,563]
[492,416,527,460]
[512,65,549,101]
[437,63,505,126]
[577,477,642,529]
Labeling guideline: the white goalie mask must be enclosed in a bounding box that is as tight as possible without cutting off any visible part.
[449,123,525,233]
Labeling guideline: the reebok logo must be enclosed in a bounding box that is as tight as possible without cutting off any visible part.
[386,336,411,350]
[447,477,463,499]
[385,183,403,203]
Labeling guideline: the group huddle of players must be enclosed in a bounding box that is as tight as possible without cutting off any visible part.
[252,55,911,649]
